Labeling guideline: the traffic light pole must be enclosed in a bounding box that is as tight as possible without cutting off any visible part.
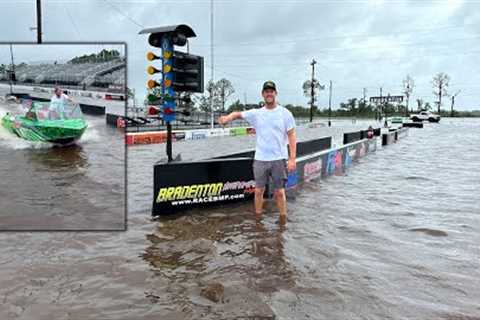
[166,123,173,162]
[140,24,202,163]
[162,36,175,162]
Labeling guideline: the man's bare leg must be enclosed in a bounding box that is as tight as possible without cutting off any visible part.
[254,187,265,215]
[274,188,287,224]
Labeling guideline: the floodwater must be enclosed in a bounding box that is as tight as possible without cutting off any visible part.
[0,100,125,230]
[1,118,479,319]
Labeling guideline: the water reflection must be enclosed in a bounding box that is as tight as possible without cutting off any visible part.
[142,206,295,316]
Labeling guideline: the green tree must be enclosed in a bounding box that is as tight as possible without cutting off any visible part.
[302,79,325,98]
[416,98,424,111]
[194,79,228,113]
[432,72,450,113]
[216,78,235,112]
[226,99,245,113]
[339,98,357,115]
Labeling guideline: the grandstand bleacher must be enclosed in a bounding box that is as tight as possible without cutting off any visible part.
[0,58,126,92]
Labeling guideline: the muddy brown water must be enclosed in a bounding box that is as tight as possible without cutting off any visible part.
[1,118,479,319]
[0,101,125,230]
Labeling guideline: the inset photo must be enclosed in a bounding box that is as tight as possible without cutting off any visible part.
[0,43,126,230]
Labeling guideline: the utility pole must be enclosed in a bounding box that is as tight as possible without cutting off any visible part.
[309,59,316,123]
[210,0,214,128]
[36,0,42,43]
[244,92,247,106]
[9,44,15,95]
[451,90,460,117]
[328,80,332,127]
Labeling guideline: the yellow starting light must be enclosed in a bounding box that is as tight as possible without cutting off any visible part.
[146,51,159,61]
[164,79,172,88]
[163,50,172,59]
[147,79,160,89]
[163,64,172,73]
[147,66,160,75]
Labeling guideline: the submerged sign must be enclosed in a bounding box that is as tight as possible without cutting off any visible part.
[153,158,255,214]
[156,180,255,205]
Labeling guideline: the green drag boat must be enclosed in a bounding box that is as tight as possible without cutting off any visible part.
[1,101,88,145]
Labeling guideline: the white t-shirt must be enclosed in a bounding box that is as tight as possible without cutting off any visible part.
[241,105,296,161]
[50,93,69,112]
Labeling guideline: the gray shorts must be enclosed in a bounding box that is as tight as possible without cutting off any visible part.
[253,159,288,190]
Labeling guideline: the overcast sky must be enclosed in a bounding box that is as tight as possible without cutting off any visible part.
[0,0,479,110]
[0,44,125,65]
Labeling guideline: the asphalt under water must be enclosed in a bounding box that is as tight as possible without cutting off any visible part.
[0,101,125,230]
[0,118,479,319]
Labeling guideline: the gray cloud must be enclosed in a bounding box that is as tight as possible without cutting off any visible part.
[0,0,479,110]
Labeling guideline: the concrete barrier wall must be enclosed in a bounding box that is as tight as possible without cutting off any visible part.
[403,122,423,128]
[212,137,332,160]
[153,158,255,215]
[152,136,377,216]
[382,127,409,145]
[396,127,409,139]
[382,130,397,145]
[343,131,362,145]
[80,104,105,115]
[282,138,377,196]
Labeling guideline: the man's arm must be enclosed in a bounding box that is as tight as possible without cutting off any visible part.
[218,111,243,125]
[65,94,74,103]
[287,128,296,172]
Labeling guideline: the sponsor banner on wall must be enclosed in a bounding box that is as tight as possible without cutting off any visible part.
[303,158,322,182]
[190,131,207,140]
[156,180,255,205]
[173,132,186,141]
[230,127,248,136]
[153,158,254,215]
[207,129,230,138]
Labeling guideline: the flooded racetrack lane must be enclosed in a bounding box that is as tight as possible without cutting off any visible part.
[0,101,125,230]
[0,119,479,319]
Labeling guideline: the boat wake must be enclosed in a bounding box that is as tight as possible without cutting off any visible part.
[78,118,101,143]
[0,102,81,150]
[0,102,42,149]
[0,124,54,150]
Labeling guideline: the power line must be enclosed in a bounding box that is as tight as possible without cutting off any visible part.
[64,3,81,40]
[102,0,145,29]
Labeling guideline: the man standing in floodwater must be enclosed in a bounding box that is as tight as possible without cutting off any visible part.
[50,86,73,119]
[218,81,297,224]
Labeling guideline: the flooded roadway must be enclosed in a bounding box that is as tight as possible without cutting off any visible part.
[0,119,479,319]
[0,100,125,230]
